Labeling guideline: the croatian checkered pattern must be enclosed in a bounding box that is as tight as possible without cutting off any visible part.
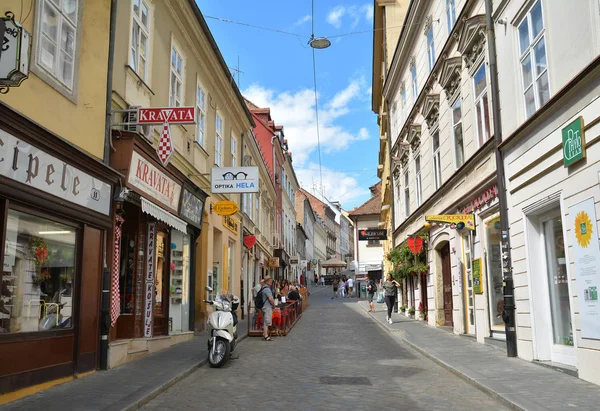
[110,215,124,327]
[156,122,174,166]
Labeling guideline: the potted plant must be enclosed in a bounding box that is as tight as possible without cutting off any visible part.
[399,305,406,314]
[408,306,415,319]
[418,302,426,320]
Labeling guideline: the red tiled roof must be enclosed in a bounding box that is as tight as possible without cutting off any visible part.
[298,188,326,220]
[348,182,382,216]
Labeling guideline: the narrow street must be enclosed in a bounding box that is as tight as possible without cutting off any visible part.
[141,288,507,411]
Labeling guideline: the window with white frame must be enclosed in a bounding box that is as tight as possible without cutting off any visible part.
[169,46,183,107]
[446,0,456,33]
[255,194,259,224]
[37,0,80,90]
[392,102,399,140]
[394,176,401,224]
[404,170,410,217]
[230,133,238,166]
[473,64,491,147]
[401,88,407,125]
[518,0,549,118]
[215,114,223,166]
[432,132,442,190]
[415,156,422,207]
[411,64,418,101]
[130,0,150,81]
[452,98,465,168]
[427,28,435,72]
[195,84,206,146]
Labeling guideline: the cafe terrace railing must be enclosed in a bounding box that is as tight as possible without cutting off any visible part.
[248,297,305,337]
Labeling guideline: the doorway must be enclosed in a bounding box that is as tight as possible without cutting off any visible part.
[463,232,475,334]
[441,243,453,327]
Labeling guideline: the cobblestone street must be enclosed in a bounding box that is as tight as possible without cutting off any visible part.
[141,289,508,411]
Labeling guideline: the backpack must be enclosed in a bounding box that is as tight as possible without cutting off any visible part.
[368,281,377,293]
[255,286,268,310]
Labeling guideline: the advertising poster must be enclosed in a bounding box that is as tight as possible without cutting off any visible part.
[472,258,482,294]
[569,198,600,340]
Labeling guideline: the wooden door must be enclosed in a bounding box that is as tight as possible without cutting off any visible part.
[441,244,453,326]
[420,273,428,313]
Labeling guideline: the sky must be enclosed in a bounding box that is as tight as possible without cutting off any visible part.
[197,0,380,210]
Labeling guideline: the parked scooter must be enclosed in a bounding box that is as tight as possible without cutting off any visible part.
[39,289,71,330]
[203,286,239,368]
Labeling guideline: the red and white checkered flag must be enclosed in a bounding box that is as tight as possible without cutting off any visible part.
[156,122,174,166]
[110,214,124,327]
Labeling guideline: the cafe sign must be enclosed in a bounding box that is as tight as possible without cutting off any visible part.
[358,228,387,241]
[0,129,111,215]
[127,150,181,212]
[213,200,239,216]
[0,13,30,91]
[562,116,586,167]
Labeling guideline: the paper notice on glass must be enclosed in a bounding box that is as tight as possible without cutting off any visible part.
[3,215,18,270]
[569,197,600,340]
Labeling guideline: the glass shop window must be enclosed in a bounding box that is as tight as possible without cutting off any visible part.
[2,209,77,333]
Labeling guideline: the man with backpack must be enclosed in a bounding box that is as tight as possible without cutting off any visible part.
[366,275,377,312]
[255,276,275,341]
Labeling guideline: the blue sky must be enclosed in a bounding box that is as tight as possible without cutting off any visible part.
[197,0,380,210]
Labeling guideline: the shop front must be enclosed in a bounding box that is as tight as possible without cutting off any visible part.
[0,109,118,393]
[108,133,202,367]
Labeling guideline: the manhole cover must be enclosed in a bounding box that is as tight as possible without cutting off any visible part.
[319,377,372,386]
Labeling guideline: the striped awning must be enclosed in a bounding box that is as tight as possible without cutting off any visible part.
[140,197,187,233]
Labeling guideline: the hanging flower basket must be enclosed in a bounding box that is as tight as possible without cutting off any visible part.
[30,237,49,266]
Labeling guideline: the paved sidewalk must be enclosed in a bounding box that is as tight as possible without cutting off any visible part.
[356,300,600,411]
[1,320,248,411]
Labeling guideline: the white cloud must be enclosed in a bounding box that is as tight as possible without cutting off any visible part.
[327,3,373,29]
[361,4,374,21]
[327,6,346,29]
[243,76,370,166]
[292,15,311,28]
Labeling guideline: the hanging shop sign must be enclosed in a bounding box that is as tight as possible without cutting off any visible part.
[358,228,387,241]
[269,257,280,268]
[144,222,156,338]
[213,200,239,216]
[425,214,475,230]
[301,260,308,270]
[407,236,424,254]
[472,258,483,294]
[222,215,239,235]
[569,197,600,340]
[210,166,259,193]
[0,129,112,214]
[289,255,299,266]
[136,107,196,167]
[460,185,498,214]
[244,235,257,249]
[0,13,31,92]
[128,150,181,212]
[562,116,586,167]
[179,187,206,229]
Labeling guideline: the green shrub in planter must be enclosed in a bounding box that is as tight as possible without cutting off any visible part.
[400,305,406,312]
[408,307,415,315]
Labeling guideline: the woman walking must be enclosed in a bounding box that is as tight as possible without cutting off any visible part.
[383,274,401,324]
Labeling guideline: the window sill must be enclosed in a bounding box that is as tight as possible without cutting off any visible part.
[194,141,209,157]
[125,65,155,96]
[31,64,78,105]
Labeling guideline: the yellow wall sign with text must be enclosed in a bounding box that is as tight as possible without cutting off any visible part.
[213,200,239,216]
[425,214,475,230]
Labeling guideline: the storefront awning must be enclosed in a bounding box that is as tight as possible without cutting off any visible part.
[141,197,187,233]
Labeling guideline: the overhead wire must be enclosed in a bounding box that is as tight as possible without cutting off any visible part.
[204,15,310,39]
[310,0,325,201]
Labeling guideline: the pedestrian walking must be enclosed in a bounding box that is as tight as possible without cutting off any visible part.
[382,274,401,324]
[260,276,275,341]
[338,279,346,298]
[347,277,354,298]
[320,275,325,286]
[366,275,377,312]
[332,277,339,299]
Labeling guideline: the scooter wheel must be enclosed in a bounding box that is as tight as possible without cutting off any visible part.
[208,337,230,368]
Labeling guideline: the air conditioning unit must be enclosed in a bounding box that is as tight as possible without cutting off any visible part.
[126,105,153,142]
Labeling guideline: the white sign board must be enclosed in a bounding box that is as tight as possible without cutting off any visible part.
[0,16,30,86]
[0,129,111,215]
[289,255,299,266]
[569,198,600,340]
[210,167,259,193]
[128,150,181,212]
[144,223,156,338]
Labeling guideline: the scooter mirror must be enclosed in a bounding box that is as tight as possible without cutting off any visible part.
[205,286,213,292]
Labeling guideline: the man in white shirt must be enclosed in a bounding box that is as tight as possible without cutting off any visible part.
[347,277,354,298]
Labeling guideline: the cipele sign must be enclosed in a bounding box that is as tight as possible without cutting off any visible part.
[0,129,111,215]
[128,150,181,212]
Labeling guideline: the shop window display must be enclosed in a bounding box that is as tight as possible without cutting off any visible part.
[485,217,504,329]
[169,231,190,333]
[1,209,76,333]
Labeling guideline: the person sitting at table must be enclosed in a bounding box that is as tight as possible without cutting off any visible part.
[287,286,301,301]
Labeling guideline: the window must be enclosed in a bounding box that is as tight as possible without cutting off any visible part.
[518,0,549,118]
[130,0,150,81]
[169,46,183,107]
[255,195,259,224]
[452,98,465,168]
[404,171,410,217]
[447,0,456,33]
[432,132,442,190]
[411,64,418,101]
[401,88,407,125]
[392,102,399,140]
[215,114,223,166]
[1,209,77,333]
[473,64,491,147]
[415,156,422,207]
[394,177,401,224]
[36,0,79,90]
[427,28,435,72]
[195,84,206,146]
[230,133,238,166]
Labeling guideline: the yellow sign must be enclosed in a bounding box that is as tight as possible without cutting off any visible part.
[425,214,475,230]
[213,200,239,216]
[222,215,239,235]
[268,257,280,268]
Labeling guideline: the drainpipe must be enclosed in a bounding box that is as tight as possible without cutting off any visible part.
[485,0,517,357]
[99,0,118,371]
[240,131,247,319]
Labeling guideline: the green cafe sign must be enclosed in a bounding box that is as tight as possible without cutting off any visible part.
[562,117,586,167]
